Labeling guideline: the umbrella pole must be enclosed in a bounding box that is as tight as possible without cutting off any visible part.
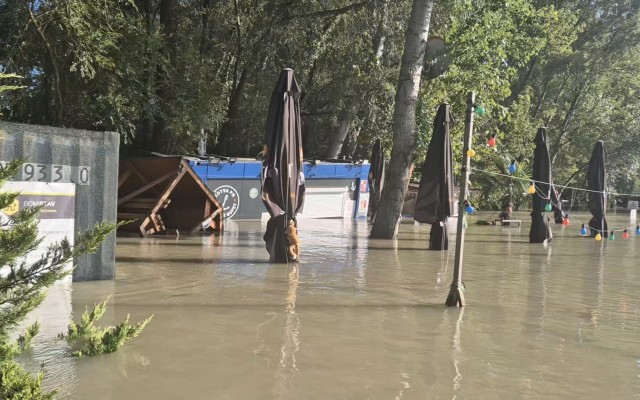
[446,92,476,307]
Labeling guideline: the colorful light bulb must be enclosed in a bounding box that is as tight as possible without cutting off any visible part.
[609,231,615,241]
[508,160,517,174]
[580,224,588,236]
[487,135,497,147]
[562,218,569,226]
[467,148,476,158]
[465,204,475,214]
[475,105,485,116]
[595,233,602,241]
[544,203,552,212]
[527,184,536,195]
[623,229,629,239]
[636,225,640,235]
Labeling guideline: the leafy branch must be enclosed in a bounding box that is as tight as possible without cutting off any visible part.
[59,297,153,357]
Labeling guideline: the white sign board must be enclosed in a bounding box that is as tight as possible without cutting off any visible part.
[1,182,76,267]
[2,182,76,343]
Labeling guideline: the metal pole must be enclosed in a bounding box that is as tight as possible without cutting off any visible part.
[446,92,475,307]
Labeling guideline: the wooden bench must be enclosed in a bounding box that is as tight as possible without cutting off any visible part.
[495,219,522,227]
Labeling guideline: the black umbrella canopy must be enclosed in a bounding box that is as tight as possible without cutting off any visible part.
[587,140,607,237]
[262,68,306,262]
[529,127,553,243]
[367,139,385,223]
[414,103,455,250]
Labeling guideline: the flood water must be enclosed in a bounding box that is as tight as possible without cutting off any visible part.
[20,212,640,399]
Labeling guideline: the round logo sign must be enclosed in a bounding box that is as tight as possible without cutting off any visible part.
[214,185,240,219]
[249,187,259,199]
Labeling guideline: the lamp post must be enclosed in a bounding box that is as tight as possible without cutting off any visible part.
[446,92,476,307]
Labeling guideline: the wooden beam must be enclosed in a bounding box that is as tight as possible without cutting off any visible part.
[117,212,148,220]
[118,170,177,205]
[125,161,150,184]
[123,160,167,199]
[148,211,161,232]
[191,208,222,233]
[139,217,148,237]
[150,169,186,214]
[118,169,132,189]
[119,201,157,209]
[210,208,222,218]
[204,199,211,217]
[181,159,222,209]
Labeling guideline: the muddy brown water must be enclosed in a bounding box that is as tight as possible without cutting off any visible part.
[19,212,640,399]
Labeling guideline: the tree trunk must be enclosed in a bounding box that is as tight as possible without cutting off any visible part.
[136,0,155,152]
[200,0,212,59]
[340,126,362,159]
[550,82,586,165]
[370,0,434,239]
[23,1,62,125]
[372,0,390,63]
[214,68,249,155]
[152,0,179,152]
[506,56,537,105]
[326,109,354,158]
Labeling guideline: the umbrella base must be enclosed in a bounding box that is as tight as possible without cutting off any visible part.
[445,282,465,307]
[529,211,552,243]
[264,214,300,263]
[429,222,449,250]
[588,216,608,238]
[553,208,565,224]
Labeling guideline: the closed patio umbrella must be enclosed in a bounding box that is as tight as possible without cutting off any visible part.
[262,68,306,262]
[530,128,553,243]
[414,103,455,250]
[587,140,607,238]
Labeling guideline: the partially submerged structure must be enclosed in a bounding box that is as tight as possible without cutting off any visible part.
[117,157,223,236]
[188,158,370,220]
[0,122,118,281]
[414,103,456,250]
[530,128,553,243]
[261,68,306,263]
[587,141,607,238]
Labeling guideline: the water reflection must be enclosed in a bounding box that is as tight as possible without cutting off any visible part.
[276,264,300,399]
[452,308,465,394]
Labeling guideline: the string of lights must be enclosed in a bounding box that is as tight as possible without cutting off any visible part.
[463,165,640,241]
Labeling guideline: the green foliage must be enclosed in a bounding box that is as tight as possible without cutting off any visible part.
[0,358,54,400]
[60,297,153,357]
[0,160,129,398]
[0,323,51,399]
[520,0,640,204]
[412,1,577,207]
[2,0,640,202]
[16,322,39,352]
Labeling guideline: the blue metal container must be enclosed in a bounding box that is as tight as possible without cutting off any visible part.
[188,158,370,220]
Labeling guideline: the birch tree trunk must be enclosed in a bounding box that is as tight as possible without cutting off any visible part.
[370,0,434,239]
[326,109,354,159]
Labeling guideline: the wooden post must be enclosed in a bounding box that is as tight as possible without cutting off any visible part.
[446,92,476,307]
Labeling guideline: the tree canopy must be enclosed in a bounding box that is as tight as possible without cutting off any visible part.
[2,0,640,206]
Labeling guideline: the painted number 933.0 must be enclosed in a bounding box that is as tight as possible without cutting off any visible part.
[0,161,90,185]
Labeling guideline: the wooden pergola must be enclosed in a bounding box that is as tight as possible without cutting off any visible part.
[117,157,223,237]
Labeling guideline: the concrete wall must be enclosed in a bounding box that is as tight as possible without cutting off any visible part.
[0,122,119,281]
